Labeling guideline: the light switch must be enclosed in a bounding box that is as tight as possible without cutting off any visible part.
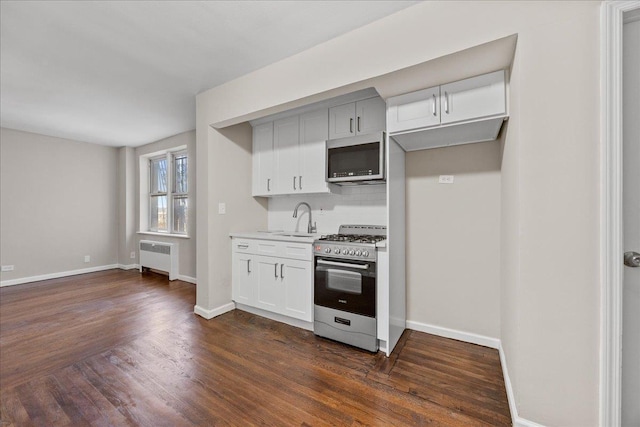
[439,175,454,184]
[218,203,226,214]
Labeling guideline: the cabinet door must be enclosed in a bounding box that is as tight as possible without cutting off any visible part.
[252,122,274,196]
[329,102,356,139]
[254,256,281,312]
[232,251,254,306]
[280,259,313,322]
[299,109,330,194]
[440,70,506,125]
[356,97,386,135]
[273,116,300,193]
[387,86,440,133]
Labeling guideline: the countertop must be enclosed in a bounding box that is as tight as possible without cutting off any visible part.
[230,230,387,248]
[229,231,319,243]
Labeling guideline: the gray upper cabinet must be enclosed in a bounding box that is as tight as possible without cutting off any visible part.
[328,97,386,140]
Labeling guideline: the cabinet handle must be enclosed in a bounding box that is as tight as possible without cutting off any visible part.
[247,259,251,273]
[267,178,271,192]
[237,244,249,249]
[274,263,278,278]
[357,116,361,132]
[293,176,297,190]
[349,118,353,133]
[280,263,284,278]
[432,94,437,116]
[299,176,302,190]
[444,91,450,114]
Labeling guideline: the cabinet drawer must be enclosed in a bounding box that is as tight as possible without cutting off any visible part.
[279,242,312,261]
[232,239,255,253]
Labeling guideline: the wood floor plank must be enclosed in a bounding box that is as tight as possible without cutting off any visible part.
[0,269,511,426]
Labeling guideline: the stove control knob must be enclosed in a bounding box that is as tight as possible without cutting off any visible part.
[334,248,341,254]
[362,251,369,257]
[349,250,355,255]
[325,248,331,253]
[355,250,361,256]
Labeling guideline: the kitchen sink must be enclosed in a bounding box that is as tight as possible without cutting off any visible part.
[276,232,316,237]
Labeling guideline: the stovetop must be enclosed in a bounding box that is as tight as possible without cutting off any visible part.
[316,234,386,244]
[314,225,386,261]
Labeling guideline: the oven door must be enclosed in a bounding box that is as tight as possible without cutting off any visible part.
[314,257,376,317]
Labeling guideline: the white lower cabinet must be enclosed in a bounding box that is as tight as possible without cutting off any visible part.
[231,238,313,322]
[231,250,254,306]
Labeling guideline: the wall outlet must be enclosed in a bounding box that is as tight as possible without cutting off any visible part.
[439,175,455,184]
[84,255,90,263]
[130,251,136,259]
[218,202,226,214]
[1,265,14,272]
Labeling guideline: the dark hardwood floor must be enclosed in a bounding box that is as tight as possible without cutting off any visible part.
[0,270,511,426]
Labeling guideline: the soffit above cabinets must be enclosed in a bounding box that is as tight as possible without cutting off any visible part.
[248,88,379,127]
[211,34,517,129]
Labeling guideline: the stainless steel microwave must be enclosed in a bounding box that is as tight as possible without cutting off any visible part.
[326,131,385,184]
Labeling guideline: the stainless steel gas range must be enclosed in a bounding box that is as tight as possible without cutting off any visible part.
[313,225,386,352]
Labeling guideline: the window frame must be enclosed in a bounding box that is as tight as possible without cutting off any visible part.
[171,150,188,234]
[146,149,188,235]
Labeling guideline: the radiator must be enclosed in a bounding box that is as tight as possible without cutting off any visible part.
[139,240,179,281]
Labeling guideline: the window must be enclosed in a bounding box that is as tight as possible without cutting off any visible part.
[148,150,188,234]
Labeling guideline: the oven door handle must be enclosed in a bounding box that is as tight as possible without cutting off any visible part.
[317,259,369,270]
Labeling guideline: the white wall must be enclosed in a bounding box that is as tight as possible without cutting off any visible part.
[0,127,118,282]
[406,140,501,339]
[194,122,268,313]
[118,146,136,267]
[267,185,386,234]
[134,130,197,280]
[196,2,601,425]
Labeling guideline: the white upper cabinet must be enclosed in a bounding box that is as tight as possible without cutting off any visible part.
[274,116,300,193]
[440,70,506,125]
[355,97,387,135]
[252,122,274,196]
[299,109,330,194]
[252,108,332,197]
[387,86,440,133]
[328,97,386,139]
[387,70,508,151]
[328,102,356,139]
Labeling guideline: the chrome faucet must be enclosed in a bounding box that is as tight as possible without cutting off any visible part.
[293,202,317,234]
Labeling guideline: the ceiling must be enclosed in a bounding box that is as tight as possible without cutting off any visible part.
[0,1,418,147]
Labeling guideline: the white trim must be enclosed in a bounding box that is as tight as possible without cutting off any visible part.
[118,263,139,270]
[600,2,640,426]
[177,274,196,284]
[235,303,314,331]
[193,302,235,320]
[498,343,546,427]
[406,320,500,349]
[0,264,119,287]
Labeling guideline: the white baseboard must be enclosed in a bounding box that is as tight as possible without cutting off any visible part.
[194,302,235,320]
[499,343,546,427]
[235,303,314,331]
[177,274,196,284]
[0,264,119,287]
[406,320,500,349]
[117,263,139,270]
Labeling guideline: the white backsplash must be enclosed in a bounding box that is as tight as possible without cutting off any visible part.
[268,184,387,234]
